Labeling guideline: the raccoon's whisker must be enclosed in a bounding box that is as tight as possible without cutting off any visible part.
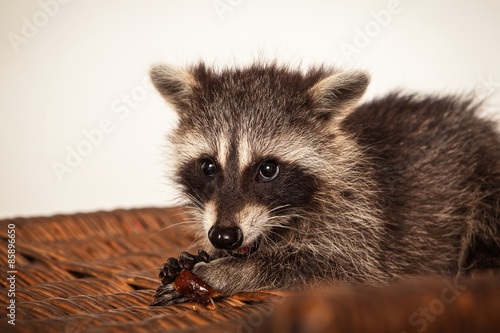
[266,212,296,220]
[183,184,205,210]
[265,213,307,228]
[186,207,202,217]
[265,231,283,242]
[263,224,304,233]
[187,230,205,251]
[161,211,189,221]
[184,213,203,224]
[260,232,274,248]
[141,221,199,242]
[264,215,290,223]
[267,204,292,214]
[265,229,287,244]
[157,220,199,232]
[187,193,205,211]
[266,213,305,223]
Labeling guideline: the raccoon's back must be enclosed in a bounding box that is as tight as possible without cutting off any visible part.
[343,93,500,274]
[344,93,500,204]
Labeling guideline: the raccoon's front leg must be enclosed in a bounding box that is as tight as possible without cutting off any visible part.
[191,254,280,295]
[152,252,286,306]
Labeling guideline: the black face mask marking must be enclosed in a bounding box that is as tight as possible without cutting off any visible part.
[179,155,318,215]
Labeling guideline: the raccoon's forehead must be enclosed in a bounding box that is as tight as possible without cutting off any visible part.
[171,123,321,172]
[181,64,327,129]
[169,65,335,169]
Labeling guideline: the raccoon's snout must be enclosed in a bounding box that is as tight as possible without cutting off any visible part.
[208,225,243,250]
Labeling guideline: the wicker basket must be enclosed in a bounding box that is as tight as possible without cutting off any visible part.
[1,207,499,333]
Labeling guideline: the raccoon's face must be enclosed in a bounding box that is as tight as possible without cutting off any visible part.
[181,157,314,256]
[150,63,369,256]
[176,145,318,257]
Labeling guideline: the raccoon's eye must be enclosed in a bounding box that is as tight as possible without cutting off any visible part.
[201,159,216,177]
[258,161,279,181]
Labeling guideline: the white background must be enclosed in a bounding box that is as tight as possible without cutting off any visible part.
[1,0,499,219]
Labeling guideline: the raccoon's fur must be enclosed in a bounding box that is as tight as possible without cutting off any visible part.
[150,62,500,304]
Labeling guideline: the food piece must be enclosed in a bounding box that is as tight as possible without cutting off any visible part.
[172,269,221,305]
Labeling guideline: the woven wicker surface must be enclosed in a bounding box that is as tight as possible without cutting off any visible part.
[0,207,499,333]
[0,208,285,333]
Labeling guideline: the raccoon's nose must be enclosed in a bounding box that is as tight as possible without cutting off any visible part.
[208,226,243,250]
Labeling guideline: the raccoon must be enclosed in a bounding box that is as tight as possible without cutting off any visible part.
[149,62,500,305]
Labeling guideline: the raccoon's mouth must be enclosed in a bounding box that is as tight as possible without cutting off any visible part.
[227,236,261,257]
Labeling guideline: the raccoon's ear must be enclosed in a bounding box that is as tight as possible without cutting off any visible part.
[309,70,370,123]
[149,64,195,112]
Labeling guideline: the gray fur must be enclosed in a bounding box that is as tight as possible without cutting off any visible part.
[151,62,500,298]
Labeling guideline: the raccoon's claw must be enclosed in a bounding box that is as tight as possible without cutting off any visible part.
[198,249,211,263]
[159,257,182,284]
[150,283,189,306]
[179,250,212,270]
[159,250,212,285]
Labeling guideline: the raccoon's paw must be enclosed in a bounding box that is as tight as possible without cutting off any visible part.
[150,283,189,306]
[158,250,212,285]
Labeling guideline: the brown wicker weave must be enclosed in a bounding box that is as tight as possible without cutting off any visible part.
[1,207,499,333]
[0,208,285,332]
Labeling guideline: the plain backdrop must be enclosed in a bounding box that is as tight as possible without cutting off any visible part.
[1,0,499,219]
